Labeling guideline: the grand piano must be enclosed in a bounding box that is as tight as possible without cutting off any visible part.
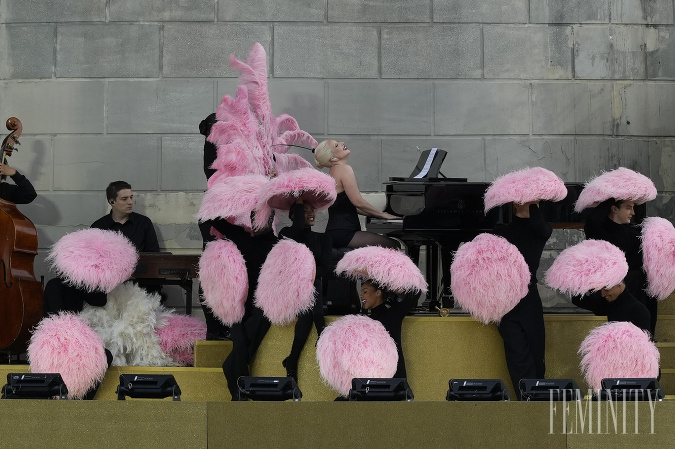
[365,149,594,311]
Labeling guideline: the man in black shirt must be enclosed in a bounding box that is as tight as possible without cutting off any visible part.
[0,162,37,204]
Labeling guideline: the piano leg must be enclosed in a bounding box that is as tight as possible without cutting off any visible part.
[426,243,440,312]
[183,280,193,315]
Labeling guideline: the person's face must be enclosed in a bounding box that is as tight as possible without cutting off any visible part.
[611,201,635,224]
[360,282,383,310]
[601,283,624,302]
[112,188,134,216]
[303,203,316,227]
[328,139,350,161]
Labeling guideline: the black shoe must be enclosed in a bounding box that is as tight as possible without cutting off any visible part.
[282,357,298,382]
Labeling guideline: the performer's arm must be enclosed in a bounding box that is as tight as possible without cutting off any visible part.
[0,165,37,204]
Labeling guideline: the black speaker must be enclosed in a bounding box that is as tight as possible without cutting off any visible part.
[348,378,414,401]
[597,378,664,401]
[519,379,584,401]
[446,379,510,401]
[1,373,68,399]
[116,374,181,401]
[237,376,302,401]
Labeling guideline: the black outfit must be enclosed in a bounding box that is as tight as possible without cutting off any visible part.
[91,211,160,253]
[199,112,218,180]
[42,277,107,317]
[278,203,332,380]
[493,204,550,400]
[573,289,650,333]
[0,171,37,204]
[584,199,657,336]
[325,191,361,248]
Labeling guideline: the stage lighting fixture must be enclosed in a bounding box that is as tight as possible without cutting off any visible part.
[597,378,664,401]
[519,379,584,401]
[116,374,181,401]
[1,373,68,399]
[446,379,510,401]
[237,376,302,401]
[348,378,414,401]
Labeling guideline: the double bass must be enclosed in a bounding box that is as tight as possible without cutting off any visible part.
[0,117,43,354]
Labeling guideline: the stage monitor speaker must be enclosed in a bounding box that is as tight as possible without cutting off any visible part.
[1,373,68,399]
[348,378,414,401]
[446,379,510,401]
[519,379,584,401]
[597,378,664,401]
[116,374,181,401]
[237,376,302,401]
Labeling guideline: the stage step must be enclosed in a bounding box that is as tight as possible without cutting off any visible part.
[656,342,675,369]
[194,340,232,368]
[656,316,675,342]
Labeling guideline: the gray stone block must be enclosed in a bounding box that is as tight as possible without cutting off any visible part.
[107,80,215,134]
[434,0,528,23]
[162,137,208,191]
[0,80,104,134]
[485,137,576,181]
[649,139,675,191]
[328,81,432,135]
[163,24,271,78]
[545,228,585,250]
[274,25,378,78]
[611,0,674,24]
[573,26,646,79]
[484,25,573,79]
[532,82,614,135]
[647,27,675,79]
[648,193,675,221]
[219,0,324,21]
[613,82,675,136]
[0,25,54,79]
[381,138,485,182]
[2,136,53,191]
[435,82,530,135]
[140,192,204,226]
[53,135,160,191]
[381,25,481,79]
[57,24,160,78]
[530,0,609,24]
[328,0,430,22]
[313,137,381,191]
[109,0,215,21]
[1,0,106,23]
[574,137,650,182]
[19,192,105,227]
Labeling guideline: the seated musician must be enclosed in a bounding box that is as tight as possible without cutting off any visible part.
[314,140,400,249]
[0,162,37,204]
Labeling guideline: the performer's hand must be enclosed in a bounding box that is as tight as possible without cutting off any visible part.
[0,163,17,177]
[382,212,401,220]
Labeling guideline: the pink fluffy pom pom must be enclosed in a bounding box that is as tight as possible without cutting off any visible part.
[28,313,108,399]
[579,321,659,390]
[316,315,398,397]
[575,167,656,212]
[641,217,675,300]
[156,314,207,366]
[260,167,337,212]
[254,239,316,325]
[545,239,628,297]
[335,246,427,293]
[46,228,138,293]
[199,174,268,233]
[450,233,530,324]
[484,167,567,213]
[199,239,248,326]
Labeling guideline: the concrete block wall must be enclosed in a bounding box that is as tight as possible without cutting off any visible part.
[1,0,674,311]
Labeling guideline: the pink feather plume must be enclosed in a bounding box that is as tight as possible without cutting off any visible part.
[199,174,268,233]
[575,167,657,212]
[484,167,568,213]
[641,217,675,300]
[155,314,207,366]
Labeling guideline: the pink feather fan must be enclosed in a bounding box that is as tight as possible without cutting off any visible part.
[199,174,268,233]
[545,239,628,297]
[335,246,427,294]
[254,239,316,325]
[484,167,568,213]
[574,167,657,212]
[316,315,398,397]
[450,233,530,324]
[156,314,207,366]
[579,321,659,390]
[28,313,108,399]
[641,217,675,300]
[46,228,138,293]
[198,239,248,326]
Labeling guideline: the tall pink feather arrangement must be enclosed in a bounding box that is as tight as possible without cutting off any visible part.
[450,233,530,324]
[155,314,207,366]
[28,313,108,399]
[641,217,675,300]
[545,239,628,296]
[199,174,268,233]
[484,167,567,213]
[46,228,138,293]
[316,315,398,397]
[575,167,657,212]
[254,239,316,325]
[198,239,248,326]
[335,246,427,293]
[579,321,659,390]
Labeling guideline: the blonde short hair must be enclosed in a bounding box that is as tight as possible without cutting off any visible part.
[314,140,332,168]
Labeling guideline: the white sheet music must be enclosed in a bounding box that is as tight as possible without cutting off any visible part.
[413,148,438,179]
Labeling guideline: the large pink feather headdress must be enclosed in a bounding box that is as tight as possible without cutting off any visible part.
[484,167,567,213]
[641,217,675,300]
[574,167,657,212]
